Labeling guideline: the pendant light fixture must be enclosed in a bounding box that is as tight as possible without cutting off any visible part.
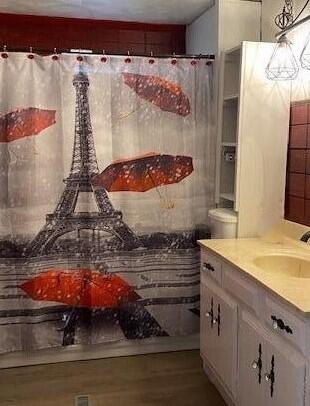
[300,32,310,69]
[266,0,310,80]
[266,35,299,80]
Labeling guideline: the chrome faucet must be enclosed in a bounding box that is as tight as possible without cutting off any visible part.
[300,231,310,242]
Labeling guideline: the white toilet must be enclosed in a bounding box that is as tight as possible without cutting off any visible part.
[208,208,237,239]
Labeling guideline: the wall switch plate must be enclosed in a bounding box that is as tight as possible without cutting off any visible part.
[75,395,91,406]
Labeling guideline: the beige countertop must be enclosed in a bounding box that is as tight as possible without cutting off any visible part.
[198,236,310,316]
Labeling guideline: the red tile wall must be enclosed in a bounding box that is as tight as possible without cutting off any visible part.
[285,101,310,225]
[0,13,185,55]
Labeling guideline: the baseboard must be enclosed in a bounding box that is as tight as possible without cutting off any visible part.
[0,334,199,369]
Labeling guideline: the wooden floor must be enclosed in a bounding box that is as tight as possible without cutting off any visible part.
[0,350,226,406]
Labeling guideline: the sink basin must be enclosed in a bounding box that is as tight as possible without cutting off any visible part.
[253,255,310,278]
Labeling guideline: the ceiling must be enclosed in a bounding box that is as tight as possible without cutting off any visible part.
[0,0,215,24]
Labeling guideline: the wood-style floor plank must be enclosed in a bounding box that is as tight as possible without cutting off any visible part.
[0,350,226,406]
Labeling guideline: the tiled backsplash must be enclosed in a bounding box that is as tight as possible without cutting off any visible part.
[285,101,310,225]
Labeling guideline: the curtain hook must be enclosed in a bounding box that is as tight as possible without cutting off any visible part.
[171,52,177,65]
[52,47,59,61]
[149,51,155,64]
[125,50,131,63]
[101,49,107,63]
[1,44,8,59]
[28,46,34,59]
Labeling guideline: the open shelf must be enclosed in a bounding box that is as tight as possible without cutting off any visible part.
[224,94,239,102]
[221,102,238,143]
[216,45,241,210]
[219,151,235,204]
[219,193,235,202]
[223,47,241,98]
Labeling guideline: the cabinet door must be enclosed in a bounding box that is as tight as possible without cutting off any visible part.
[200,282,216,361]
[264,335,305,406]
[201,278,238,396]
[239,312,265,406]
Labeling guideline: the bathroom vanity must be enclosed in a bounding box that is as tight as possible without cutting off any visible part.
[199,224,310,406]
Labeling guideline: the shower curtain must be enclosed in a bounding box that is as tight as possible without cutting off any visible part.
[0,52,214,354]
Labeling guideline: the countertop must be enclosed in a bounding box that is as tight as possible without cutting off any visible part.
[198,237,310,316]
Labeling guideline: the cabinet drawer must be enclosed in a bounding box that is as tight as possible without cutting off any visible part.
[264,296,306,354]
[201,250,222,285]
[222,264,260,316]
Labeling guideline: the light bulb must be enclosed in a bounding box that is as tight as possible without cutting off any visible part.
[300,32,310,69]
[266,35,299,80]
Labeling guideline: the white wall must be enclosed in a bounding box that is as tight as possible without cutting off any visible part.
[186,0,261,55]
[186,3,219,55]
[262,0,306,42]
[218,0,261,51]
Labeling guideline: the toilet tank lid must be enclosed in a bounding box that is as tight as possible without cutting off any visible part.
[208,208,237,223]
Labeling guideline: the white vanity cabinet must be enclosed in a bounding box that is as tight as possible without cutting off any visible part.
[201,276,238,397]
[239,311,306,406]
[200,249,308,406]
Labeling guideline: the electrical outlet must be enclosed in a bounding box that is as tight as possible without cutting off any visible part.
[75,395,91,406]
[224,152,235,162]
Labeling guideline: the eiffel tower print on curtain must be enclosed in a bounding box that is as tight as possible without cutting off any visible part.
[26,69,139,257]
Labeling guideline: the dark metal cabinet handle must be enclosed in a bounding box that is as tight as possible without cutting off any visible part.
[205,299,220,335]
[251,343,263,384]
[271,315,293,334]
[216,304,221,336]
[210,303,221,336]
[202,262,215,272]
[205,297,214,328]
[264,355,275,398]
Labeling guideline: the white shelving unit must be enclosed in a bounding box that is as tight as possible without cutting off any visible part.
[216,46,241,212]
[215,42,291,237]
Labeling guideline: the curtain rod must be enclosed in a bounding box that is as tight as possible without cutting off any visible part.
[1,46,215,61]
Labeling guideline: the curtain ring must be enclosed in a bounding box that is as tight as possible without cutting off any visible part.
[101,49,107,62]
[52,48,59,61]
[191,60,197,66]
[28,46,34,59]
[125,51,131,63]
[77,55,83,62]
[149,51,155,64]
[171,52,177,65]
[1,44,8,59]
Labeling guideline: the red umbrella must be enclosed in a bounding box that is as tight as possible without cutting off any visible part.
[122,73,190,117]
[0,107,56,143]
[92,152,193,193]
[20,269,139,308]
